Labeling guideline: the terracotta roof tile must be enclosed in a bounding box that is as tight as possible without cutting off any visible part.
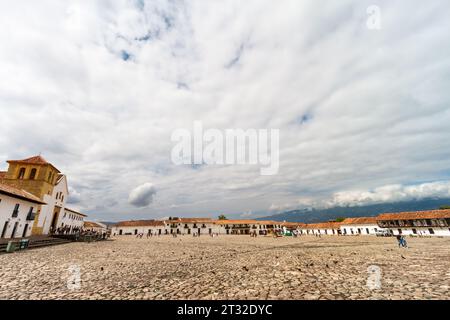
[114,220,166,227]
[0,182,46,204]
[7,155,60,172]
[84,221,105,228]
[304,222,342,229]
[377,210,450,221]
[9,155,49,164]
[257,220,283,225]
[341,217,378,225]
[215,220,286,225]
[281,222,307,227]
[169,218,213,223]
[214,219,261,225]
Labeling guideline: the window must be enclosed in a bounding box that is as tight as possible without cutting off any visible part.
[29,168,37,180]
[48,171,52,182]
[18,168,26,179]
[27,207,34,220]
[428,228,435,235]
[12,204,20,217]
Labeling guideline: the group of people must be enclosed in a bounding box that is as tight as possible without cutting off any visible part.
[51,225,82,235]
[396,234,408,248]
[250,230,259,237]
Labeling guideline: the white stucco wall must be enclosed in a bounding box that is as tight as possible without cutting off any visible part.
[111,223,279,236]
[35,175,69,235]
[340,224,379,235]
[390,227,450,237]
[58,209,85,233]
[0,194,37,239]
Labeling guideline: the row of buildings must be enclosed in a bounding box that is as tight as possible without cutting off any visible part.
[0,155,104,239]
[111,209,450,237]
[3,155,448,240]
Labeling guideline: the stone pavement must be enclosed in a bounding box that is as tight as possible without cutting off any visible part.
[0,235,449,300]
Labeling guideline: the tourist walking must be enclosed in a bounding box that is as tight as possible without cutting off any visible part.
[396,234,402,247]
[401,235,408,248]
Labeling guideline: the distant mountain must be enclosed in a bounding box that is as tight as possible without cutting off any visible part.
[100,221,117,227]
[258,198,450,223]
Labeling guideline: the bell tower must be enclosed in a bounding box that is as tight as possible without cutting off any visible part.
[2,155,60,199]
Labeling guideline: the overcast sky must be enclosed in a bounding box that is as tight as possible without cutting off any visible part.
[1,0,450,221]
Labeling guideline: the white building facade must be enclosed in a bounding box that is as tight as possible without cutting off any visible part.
[340,217,379,236]
[55,208,86,234]
[377,210,450,237]
[36,174,70,235]
[111,219,286,236]
[0,183,46,239]
[111,220,168,236]
[299,222,342,236]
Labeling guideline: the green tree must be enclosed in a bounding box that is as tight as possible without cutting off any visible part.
[439,205,450,210]
[335,217,346,222]
[218,214,227,220]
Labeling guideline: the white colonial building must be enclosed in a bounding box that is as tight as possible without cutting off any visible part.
[84,221,108,234]
[0,181,46,239]
[299,222,342,236]
[111,220,168,236]
[39,173,70,235]
[54,208,86,234]
[340,217,379,235]
[377,210,450,237]
[111,219,287,236]
[167,218,223,235]
[214,220,283,235]
[0,155,86,236]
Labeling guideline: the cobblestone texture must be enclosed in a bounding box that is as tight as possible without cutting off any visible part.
[0,235,449,300]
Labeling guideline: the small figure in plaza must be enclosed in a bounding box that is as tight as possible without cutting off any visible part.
[396,234,402,247]
[401,235,408,248]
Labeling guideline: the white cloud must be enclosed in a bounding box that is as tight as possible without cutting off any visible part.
[328,181,450,207]
[128,183,157,208]
[0,1,449,221]
[67,186,82,204]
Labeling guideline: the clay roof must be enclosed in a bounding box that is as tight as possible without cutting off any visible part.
[377,210,450,221]
[65,208,88,217]
[0,182,46,204]
[341,217,378,225]
[257,220,283,225]
[214,219,286,225]
[114,220,166,227]
[304,222,342,229]
[214,219,260,225]
[84,221,105,228]
[280,222,307,227]
[7,155,60,173]
[169,218,213,223]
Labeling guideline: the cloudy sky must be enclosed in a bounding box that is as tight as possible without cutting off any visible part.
[1,0,450,221]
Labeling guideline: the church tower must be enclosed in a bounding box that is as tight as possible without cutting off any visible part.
[1,155,61,235]
[1,155,60,198]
